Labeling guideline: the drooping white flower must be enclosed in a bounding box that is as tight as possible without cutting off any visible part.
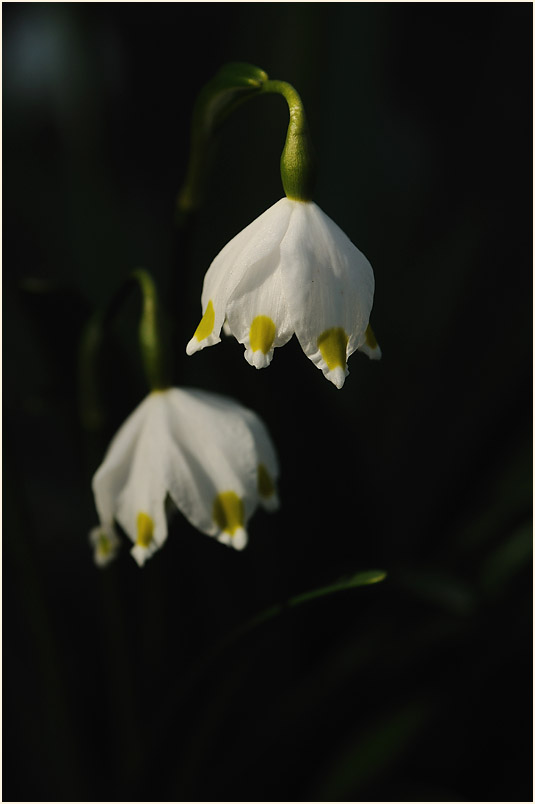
[90,388,279,567]
[186,198,380,388]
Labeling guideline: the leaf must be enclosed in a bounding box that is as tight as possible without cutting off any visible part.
[231,569,387,643]
[313,701,429,799]
[480,521,532,596]
[162,568,387,720]
[288,569,387,607]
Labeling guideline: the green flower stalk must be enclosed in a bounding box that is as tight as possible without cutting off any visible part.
[78,269,171,431]
[261,78,316,201]
[131,269,172,392]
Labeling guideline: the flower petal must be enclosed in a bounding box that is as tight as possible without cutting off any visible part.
[91,394,152,525]
[186,198,293,356]
[238,406,280,510]
[113,396,173,564]
[89,523,120,567]
[358,323,382,360]
[163,389,261,549]
[279,202,375,388]
[226,262,294,369]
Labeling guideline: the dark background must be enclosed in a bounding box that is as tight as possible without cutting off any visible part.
[3,3,532,801]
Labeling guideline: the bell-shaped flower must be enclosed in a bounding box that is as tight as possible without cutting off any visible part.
[91,388,279,567]
[186,198,379,388]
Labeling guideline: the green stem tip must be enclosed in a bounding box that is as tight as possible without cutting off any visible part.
[176,64,317,223]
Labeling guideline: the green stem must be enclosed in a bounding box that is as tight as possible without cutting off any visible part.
[78,270,171,431]
[131,269,172,392]
[261,79,316,201]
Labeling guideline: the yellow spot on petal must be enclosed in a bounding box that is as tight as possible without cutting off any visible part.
[193,300,215,342]
[317,327,348,370]
[365,324,378,349]
[249,315,276,354]
[136,512,154,548]
[213,491,244,536]
[257,463,275,498]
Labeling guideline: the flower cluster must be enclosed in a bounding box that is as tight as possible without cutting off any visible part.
[88,65,380,568]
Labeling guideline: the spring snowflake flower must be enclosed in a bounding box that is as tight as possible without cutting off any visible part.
[90,388,279,567]
[186,198,380,388]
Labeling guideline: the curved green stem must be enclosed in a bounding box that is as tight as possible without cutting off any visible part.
[78,270,171,430]
[261,79,316,201]
[131,269,172,392]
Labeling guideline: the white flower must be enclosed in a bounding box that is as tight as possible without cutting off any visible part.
[91,388,279,567]
[186,198,379,388]
[89,523,121,567]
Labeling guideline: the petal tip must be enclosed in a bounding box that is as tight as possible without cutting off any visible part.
[186,333,221,355]
[89,524,120,567]
[186,337,199,356]
[130,544,149,566]
[359,342,382,360]
[327,366,347,389]
[217,527,248,551]
[245,348,273,370]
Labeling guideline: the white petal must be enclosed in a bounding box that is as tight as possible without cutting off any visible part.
[130,541,159,567]
[92,395,153,524]
[279,201,375,388]
[113,393,175,557]
[226,261,294,369]
[216,526,248,551]
[163,389,259,545]
[358,325,382,360]
[186,199,293,356]
[239,406,280,510]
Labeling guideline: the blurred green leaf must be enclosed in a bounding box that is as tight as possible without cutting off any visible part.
[313,701,430,799]
[163,568,387,718]
[289,569,387,607]
[456,442,531,555]
[395,568,476,616]
[221,569,387,648]
[480,522,532,596]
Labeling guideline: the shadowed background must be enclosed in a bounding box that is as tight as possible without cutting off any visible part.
[3,3,532,801]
